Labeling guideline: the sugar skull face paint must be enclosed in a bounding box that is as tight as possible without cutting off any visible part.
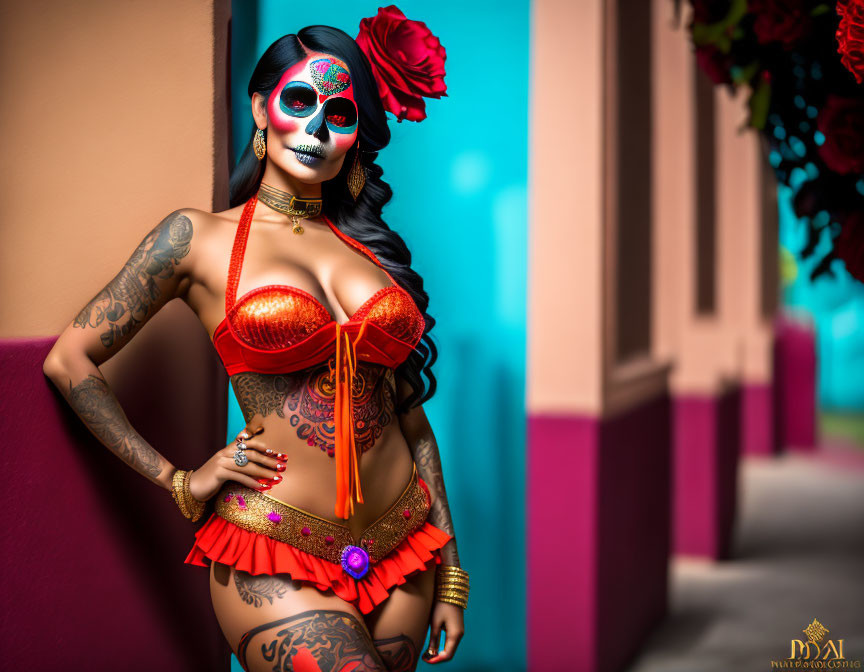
[266,52,359,170]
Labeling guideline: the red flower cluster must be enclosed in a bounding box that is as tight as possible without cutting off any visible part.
[816,95,864,175]
[836,0,864,83]
[749,0,811,48]
[355,5,447,123]
[695,45,734,84]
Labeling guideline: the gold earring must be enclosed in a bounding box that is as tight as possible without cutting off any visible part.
[253,128,266,160]
[347,141,366,200]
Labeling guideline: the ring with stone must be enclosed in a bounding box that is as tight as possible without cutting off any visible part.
[236,441,247,451]
[233,445,248,467]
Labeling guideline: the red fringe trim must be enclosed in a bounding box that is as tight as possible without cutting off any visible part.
[185,513,453,614]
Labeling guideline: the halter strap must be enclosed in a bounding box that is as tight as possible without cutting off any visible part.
[225,195,259,316]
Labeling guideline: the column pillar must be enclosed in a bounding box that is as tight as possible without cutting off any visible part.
[716,88,779,456]
[653,1,742,559]
[528,0,671,669]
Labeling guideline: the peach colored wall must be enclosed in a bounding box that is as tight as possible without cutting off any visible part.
[527,0,605,414]
[528,0,671,418]
[0,0,230,339]
[716,87,776,385]
[651,0,777,395]
[0,2,231,668]
[651,0,694,371]
[652,0,733,395]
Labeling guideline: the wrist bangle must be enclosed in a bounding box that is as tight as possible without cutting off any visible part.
[434,564,470,609]
[171,469,206,522]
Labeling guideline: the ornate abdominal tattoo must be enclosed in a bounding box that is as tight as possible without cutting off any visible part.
[73,211,193,349]
[231,365,397,456]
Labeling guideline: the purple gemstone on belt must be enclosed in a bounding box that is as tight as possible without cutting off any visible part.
[236,495,247,510]
[224,493,234,503]
[340,545,370,579]
[301,526,311,536]
[267,511,282,524]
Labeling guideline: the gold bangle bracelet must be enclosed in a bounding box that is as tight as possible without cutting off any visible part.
[437,576,470,586]
[171,468,206,522]
[436,578,470,588]
[434,562,469,609]
[171,469,189,518]
[436,595,468,608]
[437,586,469,596]
[183,469,206,522]
[437,592,469,602]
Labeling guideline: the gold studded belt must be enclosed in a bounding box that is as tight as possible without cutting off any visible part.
[214,462,430,575]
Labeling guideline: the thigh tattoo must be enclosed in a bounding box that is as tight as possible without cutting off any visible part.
[234,570,301,608]
[372,634,419,672]
[237,609,386,672]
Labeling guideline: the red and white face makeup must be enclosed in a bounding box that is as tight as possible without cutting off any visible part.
[264,51,359,180]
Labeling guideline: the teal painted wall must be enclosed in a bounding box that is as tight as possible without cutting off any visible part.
[778,175,864,412]
[228,2,528,670]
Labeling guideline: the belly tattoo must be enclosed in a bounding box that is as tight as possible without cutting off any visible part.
[230,364,397,457]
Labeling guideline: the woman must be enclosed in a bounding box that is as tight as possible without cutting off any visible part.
[42,15,467,672]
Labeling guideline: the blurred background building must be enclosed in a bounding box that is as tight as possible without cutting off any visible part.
[0,0,861,671]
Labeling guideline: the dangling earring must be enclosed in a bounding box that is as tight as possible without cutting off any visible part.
[253,128,267,160]
[347,140,366,200]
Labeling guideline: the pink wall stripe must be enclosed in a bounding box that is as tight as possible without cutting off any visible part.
[528,395,670,672]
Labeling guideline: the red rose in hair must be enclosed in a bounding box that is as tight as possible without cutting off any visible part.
[837,0,864,84]
[835,210,864,282]
[816,95,864,175]
[749,0,811,48]
[355,5,447,123]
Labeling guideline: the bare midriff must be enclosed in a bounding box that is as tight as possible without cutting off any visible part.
[228,360,415,542]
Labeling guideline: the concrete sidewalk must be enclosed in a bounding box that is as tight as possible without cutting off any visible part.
[626,448,864,672]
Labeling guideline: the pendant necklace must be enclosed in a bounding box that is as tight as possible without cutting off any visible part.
[257,183,323,235]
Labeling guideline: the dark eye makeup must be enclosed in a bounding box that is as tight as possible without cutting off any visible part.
[323,97,358,133]
[277,80,358,134]
[279,82,316,117]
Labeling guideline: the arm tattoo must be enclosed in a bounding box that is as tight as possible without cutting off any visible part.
[412,434,460,566]
[66,373,163,478]
[234,570,300,608]
[73,212,193,349]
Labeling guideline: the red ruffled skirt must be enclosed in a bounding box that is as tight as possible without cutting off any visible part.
[185,510,452,615]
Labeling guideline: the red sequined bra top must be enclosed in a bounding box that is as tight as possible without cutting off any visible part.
[212,194,426,519]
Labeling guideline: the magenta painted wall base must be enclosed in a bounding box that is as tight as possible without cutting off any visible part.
[672,387,740,559]
[0,338,229,671]
[741,382,777,456]
[774,316,818,451]
[527,395,670,672]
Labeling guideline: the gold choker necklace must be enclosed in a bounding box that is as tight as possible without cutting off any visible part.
[257,183,323,235]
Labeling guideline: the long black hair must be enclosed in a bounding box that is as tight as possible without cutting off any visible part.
[229,25,437,413]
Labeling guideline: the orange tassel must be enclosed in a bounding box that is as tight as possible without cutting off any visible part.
[333,321,368,519]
